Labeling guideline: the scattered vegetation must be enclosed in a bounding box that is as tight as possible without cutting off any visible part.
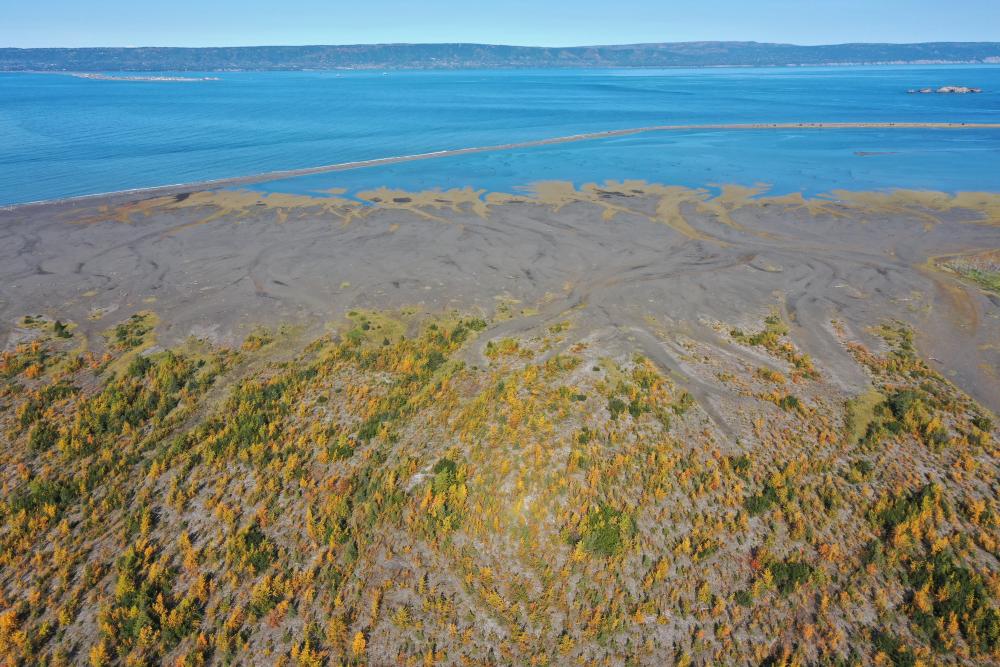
[940,249,1000,295]
[0,310,996,665]
[109,311,156,351]
[731,313,819,380]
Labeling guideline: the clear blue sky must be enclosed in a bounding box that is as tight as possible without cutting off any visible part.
[3,0,999,48]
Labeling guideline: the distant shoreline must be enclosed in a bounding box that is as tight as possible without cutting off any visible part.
[67,72,220,82]
[2,41,1000,71]
[5,62,1000,75]
[5,121,1000,211]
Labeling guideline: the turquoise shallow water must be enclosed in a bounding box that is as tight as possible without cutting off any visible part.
[257,127,1000,198]
[1,66,999,204]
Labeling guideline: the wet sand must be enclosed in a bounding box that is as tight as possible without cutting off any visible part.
[2,180,998,414]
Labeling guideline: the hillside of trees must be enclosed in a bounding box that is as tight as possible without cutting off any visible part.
[0,305,998,665]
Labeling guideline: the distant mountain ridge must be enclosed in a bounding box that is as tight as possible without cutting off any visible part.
[2,41,1000,71]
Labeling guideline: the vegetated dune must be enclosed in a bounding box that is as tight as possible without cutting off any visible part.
[1,181,999,665]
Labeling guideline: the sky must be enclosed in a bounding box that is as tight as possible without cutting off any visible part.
[2,0,999,48]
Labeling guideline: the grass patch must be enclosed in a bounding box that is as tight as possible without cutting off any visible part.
[582,505,633,557]
[845,388,884,444]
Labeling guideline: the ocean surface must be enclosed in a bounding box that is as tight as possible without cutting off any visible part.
[1,66,999,205]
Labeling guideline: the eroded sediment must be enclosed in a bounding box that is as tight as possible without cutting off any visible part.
[2,180,998,412]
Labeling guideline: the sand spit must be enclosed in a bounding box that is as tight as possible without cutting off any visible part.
[69,73,221,82]
[6,121,1000,210]
[2,180,999,414]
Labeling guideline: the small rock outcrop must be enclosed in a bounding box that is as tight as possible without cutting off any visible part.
[908,86,983,94]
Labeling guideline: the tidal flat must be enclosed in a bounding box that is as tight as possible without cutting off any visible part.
[1,180,1000,665]
[3,181,999,410]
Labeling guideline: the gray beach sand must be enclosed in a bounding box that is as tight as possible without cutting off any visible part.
[1,181,998,412]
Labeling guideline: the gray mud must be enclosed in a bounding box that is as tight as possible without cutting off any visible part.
[1,185,998,413]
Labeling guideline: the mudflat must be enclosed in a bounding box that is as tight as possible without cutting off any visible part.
[3,181,998,411]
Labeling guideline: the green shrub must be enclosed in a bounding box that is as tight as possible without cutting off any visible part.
[28,419,58,452]
[229,521,276,575]
[627,398,647,419]
[744,483,780,516]
[425,350,446,372]
[873,484,942,535]
[769,559,813,595]
[778,394,802,412]
[872,632,917,667]
[53,320,72,338]
[730,454,751,475]
[9,477,78,515]
[907,549,1000,655]
[432,457,457,494]
[112,313,154,351]
[583,505,633,557]
[972,414,993,432]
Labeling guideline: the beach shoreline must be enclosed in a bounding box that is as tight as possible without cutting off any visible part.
[5,121,1000,211]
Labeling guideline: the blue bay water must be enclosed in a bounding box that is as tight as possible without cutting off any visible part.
[1,66,999,205]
